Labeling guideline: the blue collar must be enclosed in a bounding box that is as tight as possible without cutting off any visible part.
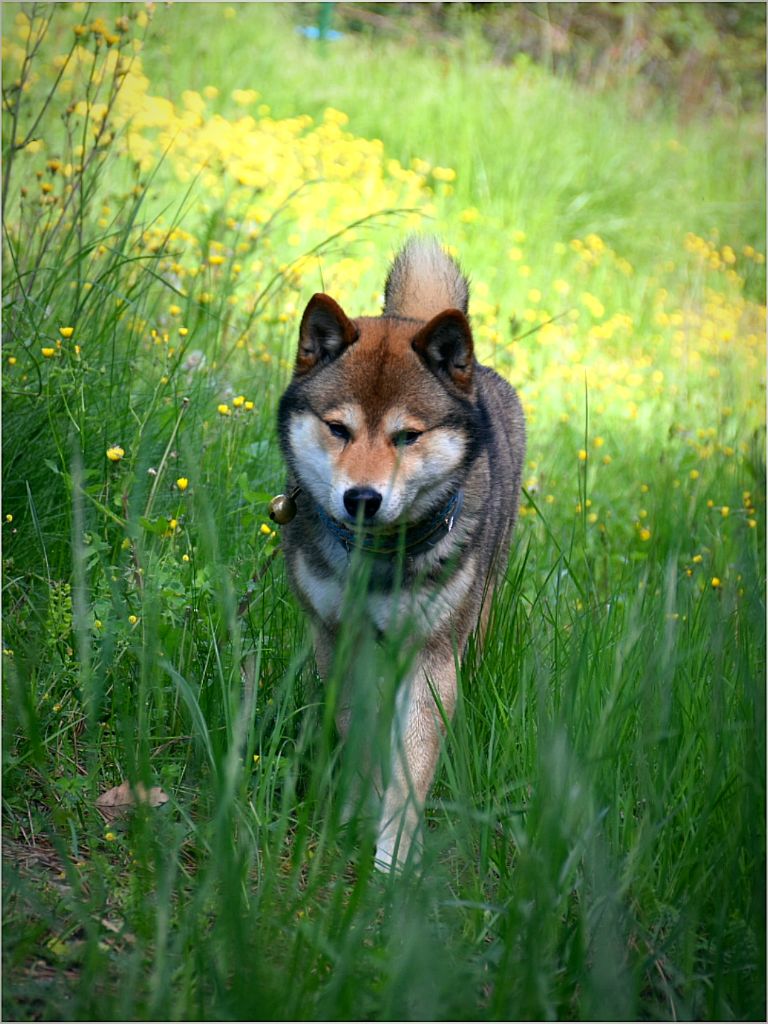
[317,490,464,557]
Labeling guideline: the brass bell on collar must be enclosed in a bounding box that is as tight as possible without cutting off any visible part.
[268,492,298,525]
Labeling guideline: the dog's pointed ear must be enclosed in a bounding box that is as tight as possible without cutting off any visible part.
[295,294,359,374]
[412,309,474,392]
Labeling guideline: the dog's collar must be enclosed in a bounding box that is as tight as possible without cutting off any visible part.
[317,490,464,557]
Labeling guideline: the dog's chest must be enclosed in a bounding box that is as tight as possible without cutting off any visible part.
[293,545,476,639]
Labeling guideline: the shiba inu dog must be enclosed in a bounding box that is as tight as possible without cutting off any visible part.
[274,237,525,869]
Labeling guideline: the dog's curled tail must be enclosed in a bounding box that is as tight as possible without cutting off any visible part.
[383,237,469,320]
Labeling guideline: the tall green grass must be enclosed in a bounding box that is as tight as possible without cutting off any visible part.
[2,4,765,1021]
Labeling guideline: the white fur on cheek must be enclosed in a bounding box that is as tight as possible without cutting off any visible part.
[371,429,466,523]
[288,413,334,509]
[406,429,466,519]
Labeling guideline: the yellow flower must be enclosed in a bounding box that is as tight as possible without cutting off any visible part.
[178,327,188,337]
[168,519,178,530]
[639,527,651,542]
[169,304,182,316]
[182,553,190,562]
[721,506,730,517]
[692,554,703,564]
[104,831,116,842]
[106,445,125,462]
[244,401,255,411]
[260,523,272,536]
[748,519,757,529]
[128,614,138,625]
[689,469,700,480]
[217,404,231,416]
[58,326,74,339]
[232,395,245,408]
[176,477,189,491]
[711,577,721,589]
[5,514,12,523]
[41,347,56,358]
[578,449,588,462]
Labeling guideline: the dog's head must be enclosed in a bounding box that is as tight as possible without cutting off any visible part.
[277,293,480,527]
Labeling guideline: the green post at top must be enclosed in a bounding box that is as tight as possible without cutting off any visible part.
[317,2,334,41]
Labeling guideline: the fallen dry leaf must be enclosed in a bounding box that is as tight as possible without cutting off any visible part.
[95,780,169,821]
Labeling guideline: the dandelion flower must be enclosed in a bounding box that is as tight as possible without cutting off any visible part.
[106,445,125,462]
[128,614,138,625]
[711,577,721,589]
[217,403,231,416]
[689,469,700,481]
[176,477,189,491]
[41,347,56,358]
[639,528,651,542]
[578,449,588,462]
[58,326,74,339]
[721,506,730,517]
[232,395,245,408]
[260,523,272,536]
[692,554,703,564]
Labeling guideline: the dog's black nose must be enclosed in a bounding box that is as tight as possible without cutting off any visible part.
[343,486,382,520]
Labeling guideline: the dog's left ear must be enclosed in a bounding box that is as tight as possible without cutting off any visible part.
[295,293,359,374]
[412,309,474,392]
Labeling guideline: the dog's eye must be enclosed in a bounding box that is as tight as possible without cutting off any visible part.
[326,421,351,442]
[392,430,422,448]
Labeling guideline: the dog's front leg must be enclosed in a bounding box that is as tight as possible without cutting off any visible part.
[375,647,457,871]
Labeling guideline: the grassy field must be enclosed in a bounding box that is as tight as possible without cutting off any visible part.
[2,3,765,1020]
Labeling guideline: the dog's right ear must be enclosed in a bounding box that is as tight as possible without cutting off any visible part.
[295,294,359,375]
